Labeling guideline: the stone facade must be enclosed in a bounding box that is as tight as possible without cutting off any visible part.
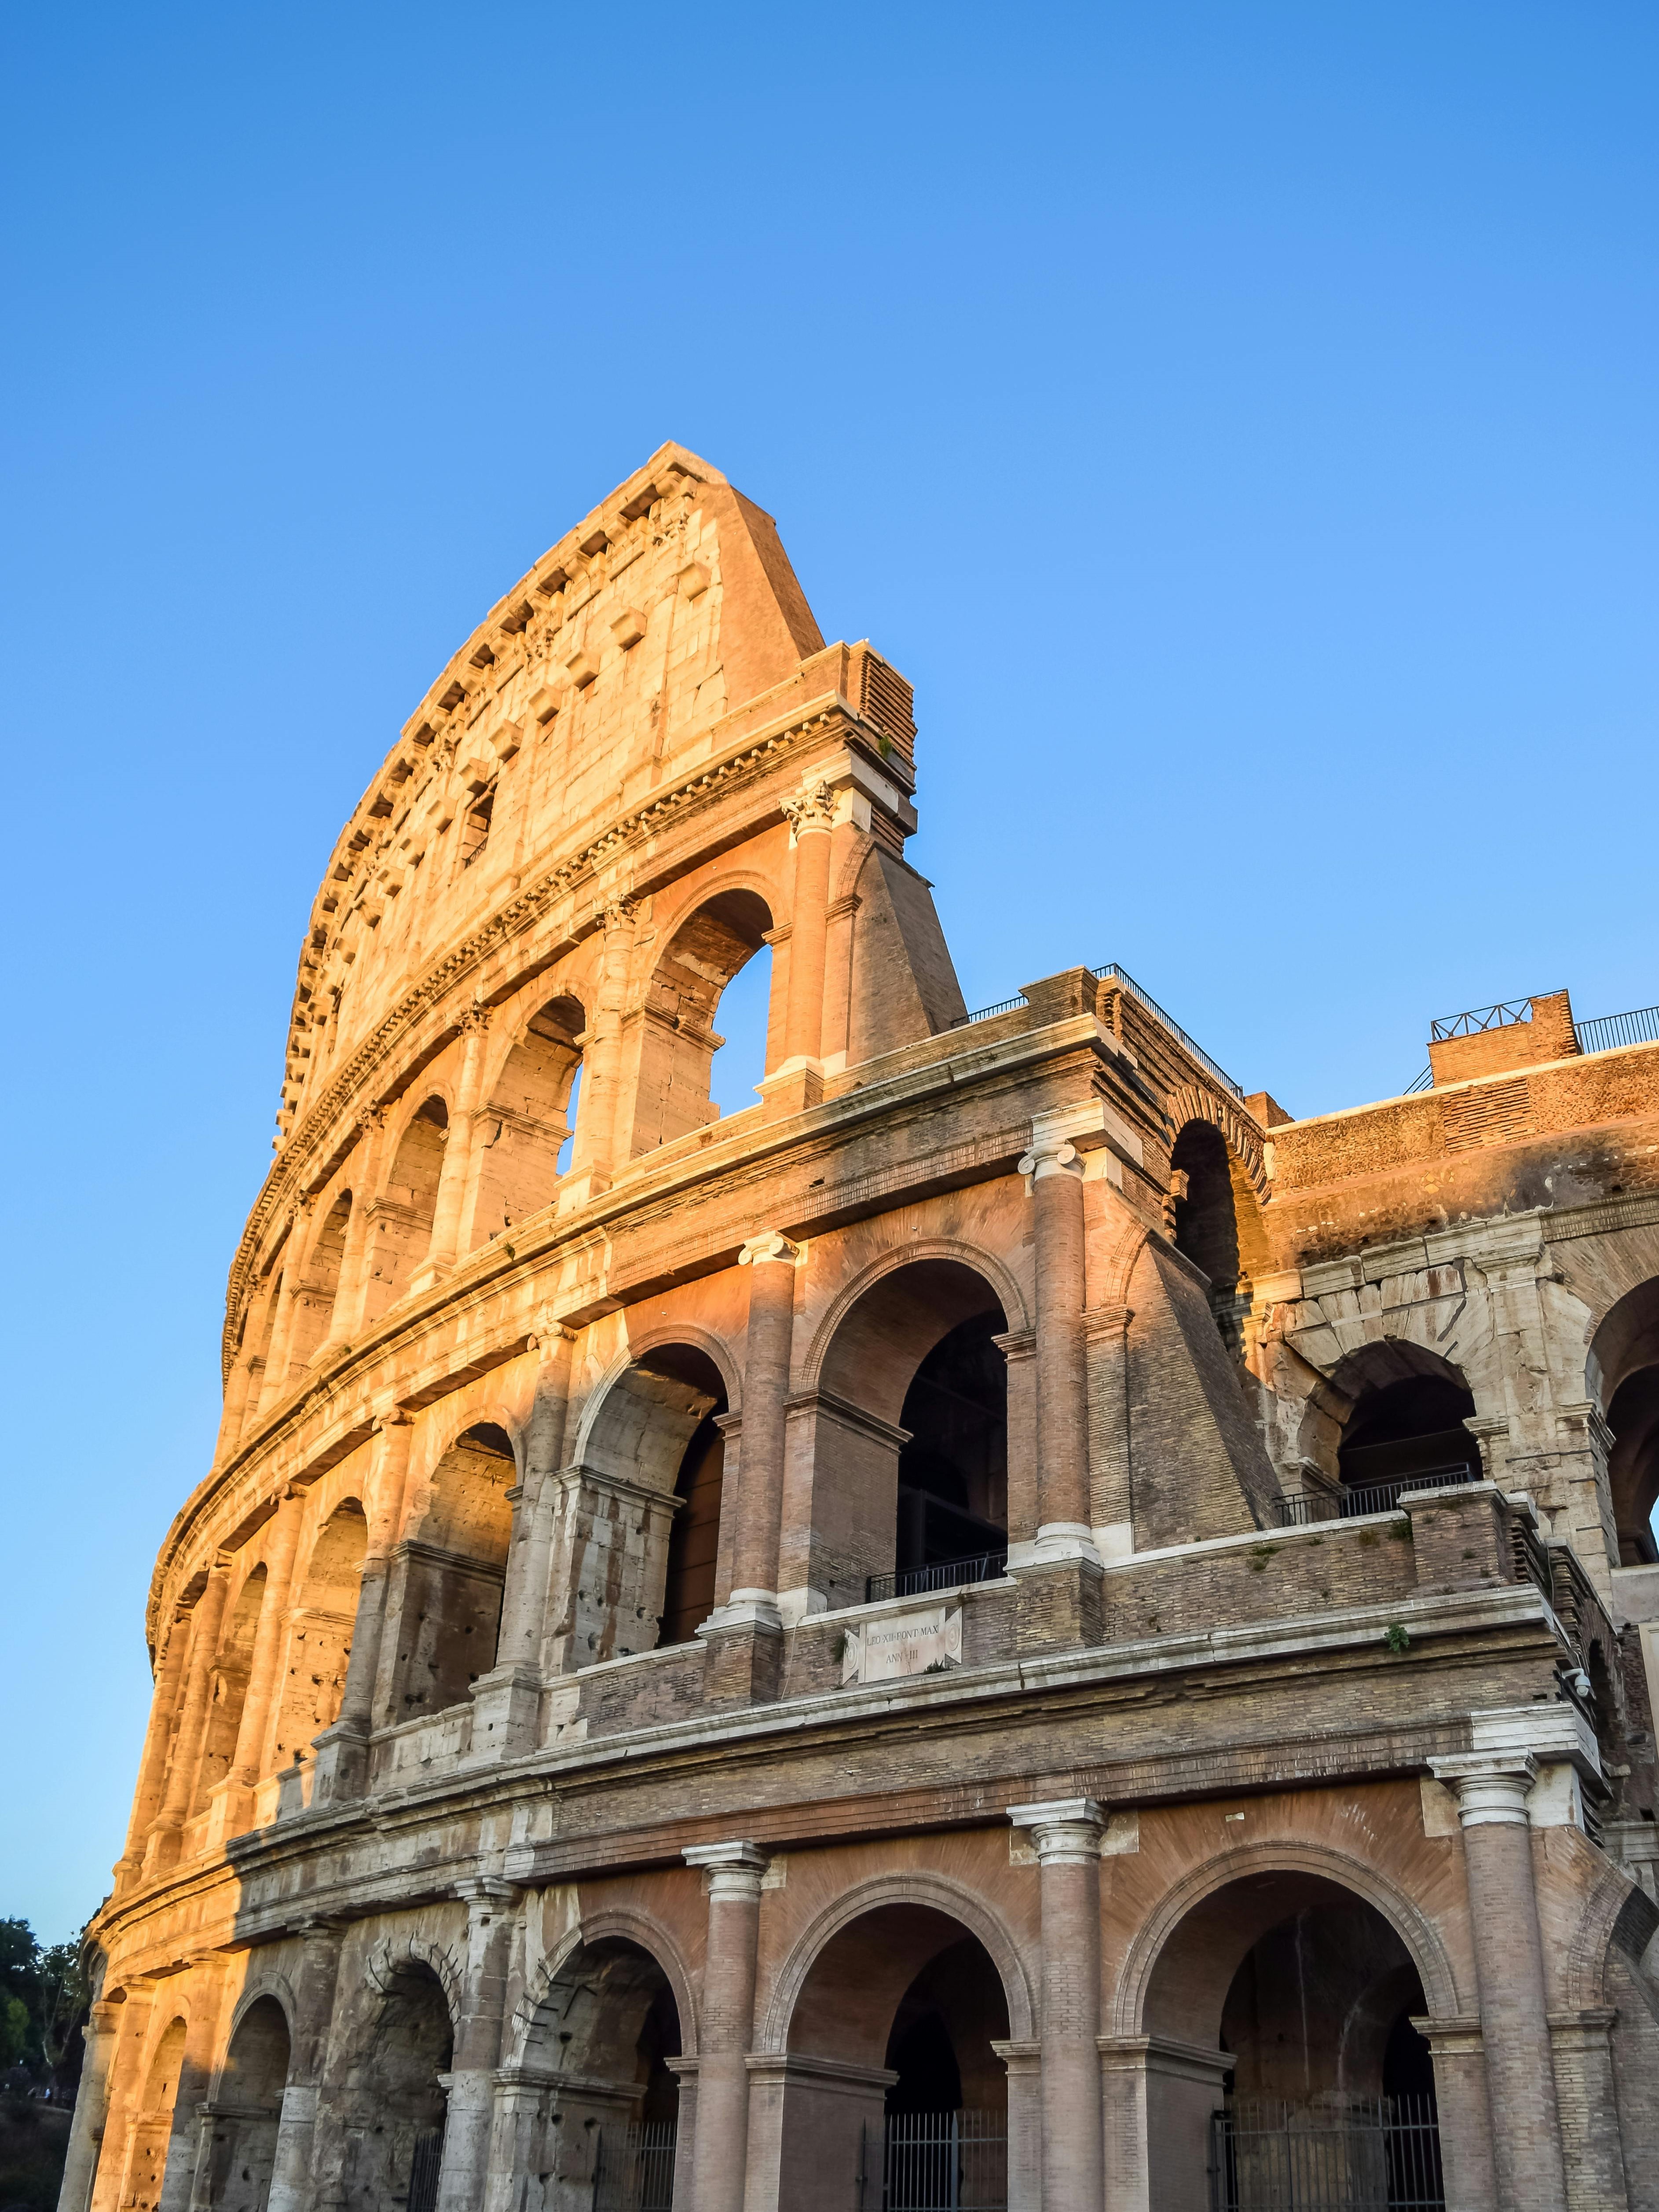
[67,444,1659,2212]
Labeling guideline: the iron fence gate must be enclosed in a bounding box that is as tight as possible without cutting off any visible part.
[407,2126,444,2212]
[1208,2097,1443,2211]
[859,2110,1007,2211]
[593,2118,678,2212]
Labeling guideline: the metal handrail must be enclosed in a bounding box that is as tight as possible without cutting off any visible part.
[1576,1004,1659,1055]
[1092,962,1245,1100]
[1270,1463,1477,1527]
[866,1550,1007,1605]
[1429,995,1551,1042]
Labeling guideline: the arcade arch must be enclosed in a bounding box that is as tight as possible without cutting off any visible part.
[1590,1276,1659,1563]
[498,1934,684,2211]
[201,1995,291,2212]
[282,1190,352,1374]
[364,1097,449,1319]
[270,1499,366,1772]
[1170,1117,1271,1367]
[385,1424,514,1721]
[632,889,773,1155]
[468,993,585,1247]
[123,2015,189,2212]
[193,1565,267,1813]
[809,1258,1011,1602]
[336,1963,453,2212]
[1327,1342,1480,1503]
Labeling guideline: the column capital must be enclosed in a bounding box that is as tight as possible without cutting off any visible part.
[1019,1098,1116,1182]
[685,1839,769,1900]
[597,892,639,932]
[781,777,837,839]
[739,1231,801,1268]
[1430,1753,1538,1824]
[454,1877,518,1912]
[1008,1797,1106,1860]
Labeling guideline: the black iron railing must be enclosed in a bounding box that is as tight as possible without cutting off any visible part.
[593,2119,677,2212]
[1429,997,1542,1042]
[949,962,1245,1102]
[1576,1003,1659,1055]
[1209,2095,1443,2211]
[408,2128,444,2212]
[866,1552,1008,1605]
[1270,1464,1476,1528]
[862,2109,1007,2212]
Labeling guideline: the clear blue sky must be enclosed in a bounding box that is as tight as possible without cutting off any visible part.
[3,3,1655,1942]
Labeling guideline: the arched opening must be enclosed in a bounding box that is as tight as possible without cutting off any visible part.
[1331,1344,1480,1509]
[632,890,773,1154]
[339,1965,452,2212]
[708,942,773,1118]
[271,1499,366,1774]
[783,1904,1012,2212]
[203,1997,291,2212]
[365,1098,449,1318]
[574,1345,728,1663]
[502,1936,683,2211]
[285,1191,352,1373]
[1589,1279,1659,1564]
[1171,1119,1271,1367]
[814,1260,1009,1605]
[470,994,585,1249]
[1139,1869,1443,2211]
[194,1566,267,1812]
[124,2016,187,2212]
[386,1425,514,1720]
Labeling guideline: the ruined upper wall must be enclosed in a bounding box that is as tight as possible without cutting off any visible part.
[276,443,912,1147]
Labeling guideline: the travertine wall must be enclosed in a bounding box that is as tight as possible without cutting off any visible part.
[69,448,1659,2212]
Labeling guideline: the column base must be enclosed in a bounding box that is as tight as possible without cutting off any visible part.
[700,1617,785,1705]
[466,1664,542,1759]
[758,1065,824,1119]
[309,1720,370,1805]
[1008,1554,1104,1653]
[201,1776,254,1850]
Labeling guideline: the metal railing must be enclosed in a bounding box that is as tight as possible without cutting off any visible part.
[593,2119,677,2212]
[1094,963,1245,1099]
[1269,1464,1476,1528]
[1403,1066,1433,1093]
[408,2128,444,2212]
[1429,996,1542,1042]
[1576,1004,1659,1055]
[862,2110,1007,2212]
[1209,2095,1443,2211]
[951,994,1025,1027]
[866,1551,1008,1605]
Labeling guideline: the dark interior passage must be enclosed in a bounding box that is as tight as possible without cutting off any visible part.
[895,1313,1008,1577]
[659,1410,726,1646]
[1337,1375,1479,1497]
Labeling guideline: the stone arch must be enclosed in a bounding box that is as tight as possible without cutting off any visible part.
[362,1932,465,2021]
[199,1992,292,2211]
[221,1973,297,2057]
[1165,1084,1268,1201]
[124,2011,192,2212]
[566,1340,729,1661]
[802,1237,1031,1391]
[282,1186,354,1373]
[363,1093,451,1318]
[759,1869,1036,2053]
[1320,1338,1481,1498]
[193,1561,268,1812]
[630,884,777,1155]
[271,1496,366,1770]
[623,1318,743,1413]
[511,1905,700,2065]
[1565,1857,1659,2012]
[1588,1275,1659,1562]
[797,1249,1018,1603]
[467,990,587,1249]
[337,1945,456,2212]
[1110,1838,1462,2037]
[385,1422,515,1720]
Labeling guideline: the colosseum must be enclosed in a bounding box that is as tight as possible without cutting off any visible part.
[66,443,1659,2212]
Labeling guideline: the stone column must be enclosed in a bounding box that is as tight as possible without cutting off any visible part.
[1430,1755,1570,2212]
[253,1251,303,1418]
[327,1108,389,1347]
[703,1237,796,1703]
[89,1985,156,2212]
[1549,2007,1629,2212]
[415,1008,491,1285]
[58,2000,122,2212]
[682,1842,767,2212]
[435,1883,517,2212]
[114,1616,192,1893]
[566,896,637,1202]
[990,2039,1042,2212]
[144,1562,231,1872]
[470,1327,573,1756]
[1411,2016,1497,2212]
[780,780,835,1069]
[1011,1112,1103,1650]
[1008,1799,1105,2212]
[267,1920,346,2212]
[228,1490,303,1795]
[311,1410,413,1803]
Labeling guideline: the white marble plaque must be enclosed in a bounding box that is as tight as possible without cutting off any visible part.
[842,1602,963,1685]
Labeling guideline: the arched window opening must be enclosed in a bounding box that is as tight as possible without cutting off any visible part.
[708,941,773,1117]
[1589,1279,1659,1565]
[896,1313,1008,1585]
[387,1425,514,1720]
[271,1499,366,1774]
[459,782,495,867]
[193,1567,267,1813]
[515,1937,682,2203]
[286,1190,352,1374]
[1171,1120,1270,1365]
[339,1966,452,2212]
[470,994,584,1248]
[125,2017,188,2212]
[633,890,773,1155]
[576,1345,727,1661]
[1336,1359,1480,1507]
[817,1259,1010,1605]
[1144,1871,1443,2210]
[364,1098,448,1319]
[203,1997,291,2212]
[785,1905,1012,2210]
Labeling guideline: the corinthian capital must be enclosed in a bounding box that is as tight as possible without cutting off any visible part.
[781,779,837,838]
[739,1231,801,1268]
